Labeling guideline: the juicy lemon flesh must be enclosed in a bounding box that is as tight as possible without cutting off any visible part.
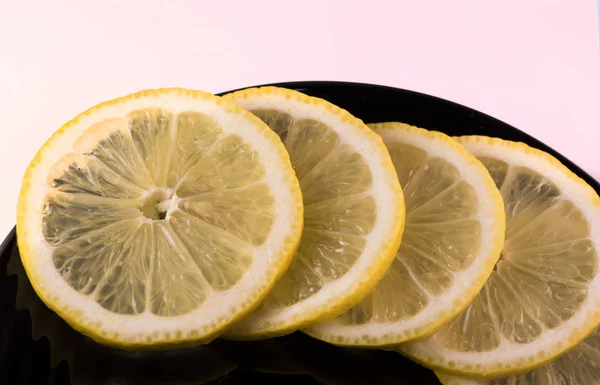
[336,141,481,325]
[43,108,276,317]
[247,109,375,311]
[433,157,596,352]
[439,327,600,385]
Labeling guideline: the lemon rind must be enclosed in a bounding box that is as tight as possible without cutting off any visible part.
[223,87,406,339]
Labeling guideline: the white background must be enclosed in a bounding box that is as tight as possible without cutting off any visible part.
[1,0,599,238]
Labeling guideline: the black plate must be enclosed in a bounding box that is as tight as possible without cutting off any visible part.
[1,81,599,385]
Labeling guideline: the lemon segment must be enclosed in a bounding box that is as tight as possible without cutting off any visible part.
[17,88,304,348]
[223,87,405,339]
[400,136,600,377]
[305,123,504,346]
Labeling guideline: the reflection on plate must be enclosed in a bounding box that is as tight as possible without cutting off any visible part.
[5,239,235,385]
[2,236,439,385]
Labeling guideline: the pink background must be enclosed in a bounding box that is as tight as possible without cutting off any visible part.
[0,0,598,237]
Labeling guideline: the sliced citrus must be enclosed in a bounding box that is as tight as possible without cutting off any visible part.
[16,88,303,348]
[305,123,504,346]
[223,87,405,339]
[435,326,600,385]
[400,136,600,377]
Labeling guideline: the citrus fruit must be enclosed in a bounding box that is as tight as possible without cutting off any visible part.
[436,325,600,384]
[305,123,504,346]
[223,87,405,339]
[400,136,600,377]
[16,88,303,348]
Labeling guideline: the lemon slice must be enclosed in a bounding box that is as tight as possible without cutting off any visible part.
[436,326,600,385]
[223,87,405,339]
[305,123,504,346]
[400,136,600,377]
[16,88,303,348]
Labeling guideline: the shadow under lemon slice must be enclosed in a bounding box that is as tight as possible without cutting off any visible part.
[211,333,439,385]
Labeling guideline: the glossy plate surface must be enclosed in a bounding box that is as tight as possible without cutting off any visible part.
[1,81,598,385]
